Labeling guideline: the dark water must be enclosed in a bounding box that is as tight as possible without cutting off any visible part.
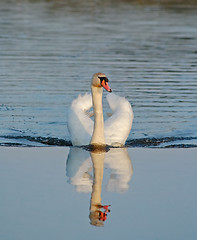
[0,0,197,147]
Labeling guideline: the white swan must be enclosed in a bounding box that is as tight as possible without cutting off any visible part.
[67,73,134,147]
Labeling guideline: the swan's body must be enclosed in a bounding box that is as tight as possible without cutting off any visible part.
[67,73,134,147]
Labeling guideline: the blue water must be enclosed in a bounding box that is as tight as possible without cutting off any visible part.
[1,147,197,239]
[0,0,197,147]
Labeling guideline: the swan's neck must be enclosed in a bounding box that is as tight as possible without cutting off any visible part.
[90,86,105,146]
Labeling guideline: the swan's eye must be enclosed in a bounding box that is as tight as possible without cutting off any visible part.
[98,76,109,84]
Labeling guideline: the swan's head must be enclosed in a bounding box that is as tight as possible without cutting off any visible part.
[91,73,112,92]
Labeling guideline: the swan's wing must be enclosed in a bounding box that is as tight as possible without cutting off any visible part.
[104,93,134,146]
[104,148,133,193]
[67,93,93,146]
[66,147,93,193]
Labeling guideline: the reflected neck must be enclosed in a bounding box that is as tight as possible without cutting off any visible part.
[89,152,105,211]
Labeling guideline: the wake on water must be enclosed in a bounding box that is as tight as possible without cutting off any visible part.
[0,135,197,148]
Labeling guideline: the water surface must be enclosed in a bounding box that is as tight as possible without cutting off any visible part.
[0,0,197,147]
[0,147,197,239]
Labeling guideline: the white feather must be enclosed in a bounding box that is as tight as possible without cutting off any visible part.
[105,93,134,146]
[68,93,133,146]
[67,93,93,146]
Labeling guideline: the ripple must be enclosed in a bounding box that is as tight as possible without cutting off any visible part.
[0,135,196,148]
[0,1,197,147]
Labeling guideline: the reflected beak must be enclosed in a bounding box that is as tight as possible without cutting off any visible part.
[101,80,112,92]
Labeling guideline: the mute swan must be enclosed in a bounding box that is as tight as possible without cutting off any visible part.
[67,73,134,147]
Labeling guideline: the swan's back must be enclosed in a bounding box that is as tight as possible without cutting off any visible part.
[67,93,93,146]
[104,93,134,146]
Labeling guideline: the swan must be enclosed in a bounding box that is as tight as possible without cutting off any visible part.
[67,73,134,147]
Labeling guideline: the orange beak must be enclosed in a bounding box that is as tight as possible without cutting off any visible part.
[103,205,110,212]
[101,80,112,92]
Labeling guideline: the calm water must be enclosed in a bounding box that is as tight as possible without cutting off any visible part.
[1,147,197,239]
[0,0,197,147]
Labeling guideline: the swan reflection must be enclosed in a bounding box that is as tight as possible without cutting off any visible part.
[66,147,93,193]
[66,147,133,226]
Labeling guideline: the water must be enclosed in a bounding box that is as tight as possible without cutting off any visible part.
[1,147,197,239]
[0,0,197,147]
